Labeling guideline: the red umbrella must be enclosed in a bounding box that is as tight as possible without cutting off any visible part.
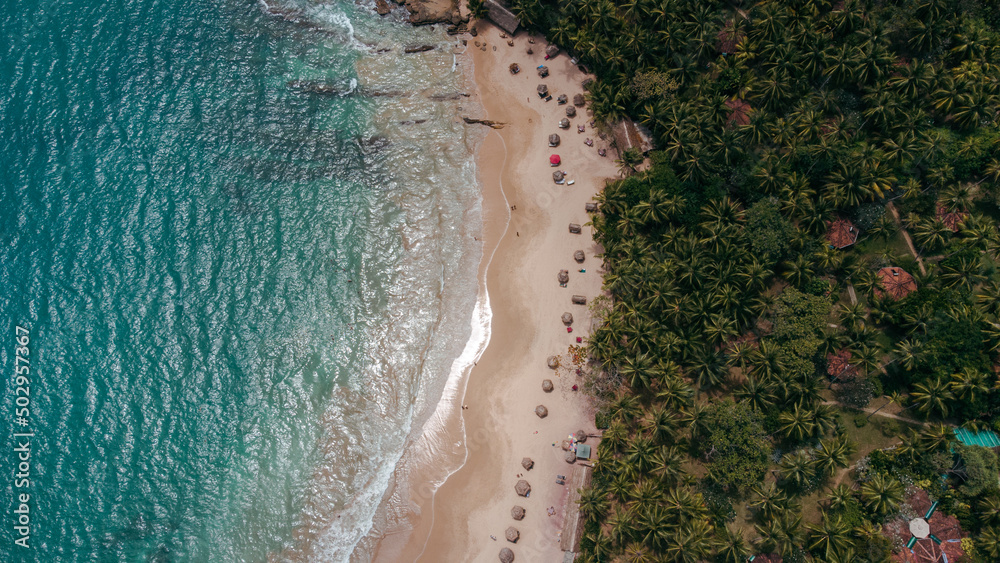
[549,154,561,165]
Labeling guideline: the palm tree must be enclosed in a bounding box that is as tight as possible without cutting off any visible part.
[778,403,817,442]
[950,367,988,403]
[910,377,954,418]
[814,436,855,477]
[578,486,610,519]
[860,473,904,515]
[808,514,854,560]
[716,526,750,563]
[750,482,788,521]
[779,450,817,489]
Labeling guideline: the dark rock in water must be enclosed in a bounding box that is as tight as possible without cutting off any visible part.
[427,92,469,101]
[404,44,436,53]
[357,136,391,153]
[375,0,392,15]
[399,119,428,125]
[463,116,505,129]
[287,79,356,96]
[359,88,409,98]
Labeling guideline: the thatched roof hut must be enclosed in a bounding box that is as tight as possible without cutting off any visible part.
[876,267,917,300]
[536,84,548,97]
[561,312,573,325]
[558,270,569,284]
[553,171,565,184]
[484,0,520,35]
[547,355,559,369]
[584,202,597,212]
[542,379,553,392]
[508,63,520,75]
[574,250,585,262]
[548,133,560,147]
[557,94,568,104]
[826,218,859,249]
[573,93,585,106]
[537,65,549,78]
[564,450,577,463]
[558,118,570,128]
[535,405,548,418]
[521,457,534,470]
[571,294,586,304]
[568,223,581,233]
[505,527,520,543]
[724,98,752,128]
[515,479,531,496]
[565,106,576,117]
[545,45,558,58]
[499,547,515,563]
[936,203,969,232]
[576,430,588,443]
[511,505,525,520]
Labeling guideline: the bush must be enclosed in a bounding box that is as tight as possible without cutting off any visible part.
[853,414,869,428]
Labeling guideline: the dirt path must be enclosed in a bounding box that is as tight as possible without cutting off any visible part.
[886,202,928,275]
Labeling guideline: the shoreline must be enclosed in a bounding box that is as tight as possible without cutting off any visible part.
[371,20,616,562]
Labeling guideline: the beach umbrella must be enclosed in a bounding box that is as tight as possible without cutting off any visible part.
[515,479,531,496]
[561,312,573,325]
[535,405,548,418]
[573,93,585,106]
[547,356,559,369]
[542,379,553,392]
[536,84,548,97]
[571,294,587,304]
[568,223,581,233]
[505,527,520,543]
[548,134,560,147]
[558,270,569,283]
[565,450,577,463]
[545,45,559,58]
[499,547,515,563]
[521,457,534,470]
[566,106,576,117]
[576,430,588,443]
[511,506,525,520]
[559,118,570,128]
[557,94,568,104]
[574,250,585,263]
[553,171,565,184]
[584,202,598,212]
[537,65,549,78]
[549,154,561,165]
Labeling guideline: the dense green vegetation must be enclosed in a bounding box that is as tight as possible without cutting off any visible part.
[502,0,1000,561]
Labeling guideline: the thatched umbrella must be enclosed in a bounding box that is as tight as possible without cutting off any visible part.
[505,527,520,543]
[561,439,572,451]
[584,202,598,212]
[536,84,548,97]
[548,133,560,147]
[556,94,568,105]
[537,65,549,78]
[545,45,559,58]
[573,93,585,106]
[526,46,533,54]
[568,223,581,233]
[511,505,525,520]
[542,379,553,392]
[558,118,570,128]
[574,250,585,263]
[499,547,514,563]
[566,106,577,117]
[562,312,573,325]
[576,430,588,443]
[535,405,548,418]
[547,355,559,369]
[572,294,587,305]
[553,171,565,184]
[515,479,531,496]
[509,63,520,74]
[558,270,569,284]
[521,457,534,470]
[565,450,577,463]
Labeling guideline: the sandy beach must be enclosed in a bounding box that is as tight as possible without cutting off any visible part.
[371,20,617,563]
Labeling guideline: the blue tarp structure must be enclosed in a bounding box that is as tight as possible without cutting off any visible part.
[576,444,591,460]
[954,427,1000,448]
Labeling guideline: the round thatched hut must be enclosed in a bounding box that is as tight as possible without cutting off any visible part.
[499,547,514,563]
[536,84,548,97]
[576,430,588,443]
[521,457,534,470]
[515,479,531,496]
[571,294,587,304]
[505,527,520,543]
[535,405,548,418]
[542,379,553,392]
[511,505,525,520]
[574,250,585,262]
[558,118,570,129]
[509,63,520,74]
[548,134,560,147]
[565,450,577,463]
[566,106,577,117]
[545,45,559,58]
[584,202,598,212]
[561,312,573,325]
[568,223,581,233]
[537,65,549,78]
[547,356,559,369]
[558,270,569,284]
[573,93,585,106]
[553,171,565,184]
[556,94,568,104]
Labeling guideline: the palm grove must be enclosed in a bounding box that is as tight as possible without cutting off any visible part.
[496,0,1000,561]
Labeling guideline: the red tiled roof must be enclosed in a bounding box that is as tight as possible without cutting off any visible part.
[827,349,856,379]
[826,218,859,249]
[876,267,917,300]
[935,204,968,233]
[725,99,752,127]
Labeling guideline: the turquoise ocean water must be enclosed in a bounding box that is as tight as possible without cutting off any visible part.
[0,0,484,560]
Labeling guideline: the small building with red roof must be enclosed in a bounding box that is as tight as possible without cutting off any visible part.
[826,218,859,249]
[725,99,752,128]
[827,348,857,380]
[935,204,968,233]
[876,267,917,300]
[883,489,966,563]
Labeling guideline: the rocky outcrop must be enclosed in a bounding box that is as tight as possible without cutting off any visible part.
[393,0,464,26]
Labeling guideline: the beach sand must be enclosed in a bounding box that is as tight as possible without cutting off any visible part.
[371,21,617,563]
